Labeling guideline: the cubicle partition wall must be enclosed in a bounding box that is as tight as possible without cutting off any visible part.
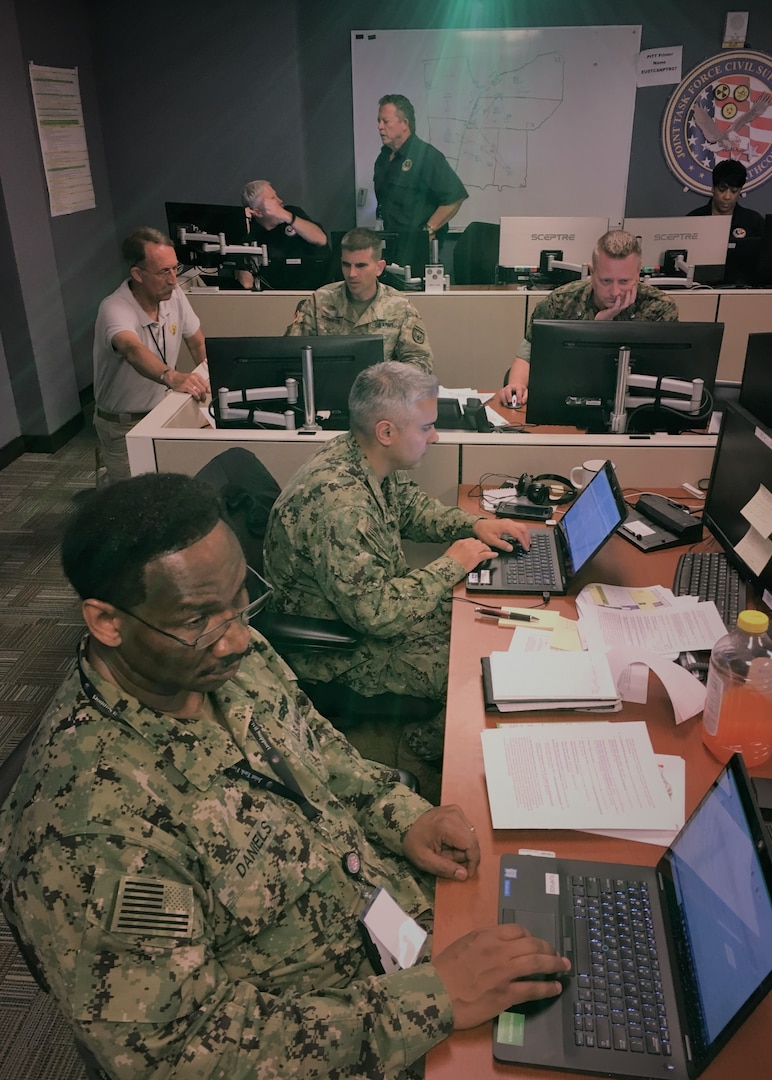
[186,284,762,388]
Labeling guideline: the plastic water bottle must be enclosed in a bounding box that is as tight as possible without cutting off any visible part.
[702,610,772,766]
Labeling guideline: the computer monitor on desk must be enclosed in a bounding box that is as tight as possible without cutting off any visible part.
[207,335,384,431]
[704,402,772,605]
[498,217,609,282]
[623,216,731,284]
[526,320,724,433]
[739,333,772,428]
[165,202,247,268]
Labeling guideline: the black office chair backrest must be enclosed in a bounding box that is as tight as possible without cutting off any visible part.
[453,221,500,285]
[196,447,281,575]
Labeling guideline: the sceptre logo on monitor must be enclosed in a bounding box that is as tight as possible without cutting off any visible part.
[662,50,772,195]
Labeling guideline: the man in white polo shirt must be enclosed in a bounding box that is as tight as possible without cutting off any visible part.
[93,227,209,482]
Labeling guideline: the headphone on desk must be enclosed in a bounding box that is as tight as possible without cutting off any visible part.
[515,472,577,506]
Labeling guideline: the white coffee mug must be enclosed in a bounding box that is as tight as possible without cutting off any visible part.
[570,458,616,491]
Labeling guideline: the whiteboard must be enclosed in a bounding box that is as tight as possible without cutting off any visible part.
[352,26,641,231]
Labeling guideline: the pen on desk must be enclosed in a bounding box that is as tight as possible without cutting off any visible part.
[475,607,536,622]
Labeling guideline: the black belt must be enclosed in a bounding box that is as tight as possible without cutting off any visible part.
[96,407,149,424]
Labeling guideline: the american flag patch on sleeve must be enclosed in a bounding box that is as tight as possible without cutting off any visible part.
[110,876,194,938]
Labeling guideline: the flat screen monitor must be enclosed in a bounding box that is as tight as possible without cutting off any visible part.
[739,332,772,428]
[623,216,731,281]
[165,201,247,267]
[526,320,724,433]
[498,217,609,271]
[704,402,772,604]
[207,335,384,430]
[756,214,772,288]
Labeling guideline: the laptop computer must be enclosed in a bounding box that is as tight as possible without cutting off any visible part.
[466,460,627,596]
[494,754,772,1078]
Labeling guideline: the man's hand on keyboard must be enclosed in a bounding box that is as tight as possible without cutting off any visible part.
[446,537,499,572]
[473,517,531,552]
[433,924,570,1030]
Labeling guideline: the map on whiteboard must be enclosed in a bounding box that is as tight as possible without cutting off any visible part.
[351,26,641,228]
[424,52,565,192]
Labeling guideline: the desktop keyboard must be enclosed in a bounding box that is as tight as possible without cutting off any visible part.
[672,552,747,682]
[672,551,747,629]
[569,875,671,1057]
[501,531,561,591]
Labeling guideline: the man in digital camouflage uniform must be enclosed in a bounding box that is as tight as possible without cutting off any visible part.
[263,363,528,796]
[0,473,567,1080]
[497,229,679,407]
[285,227,433,372]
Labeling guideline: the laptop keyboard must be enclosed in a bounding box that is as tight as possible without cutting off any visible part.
[570,875,671,1057]
[501,531,561,591]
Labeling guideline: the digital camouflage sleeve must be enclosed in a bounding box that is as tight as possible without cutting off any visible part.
[264,433,479,700]
[0,633,454,1079]
[285,281,433,373]
[517,277,679,362]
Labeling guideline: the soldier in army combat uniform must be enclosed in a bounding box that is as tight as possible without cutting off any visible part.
[285,227,434,372]
[497,229,679,408]
[0,473,568,1079]
[263,363,528,792]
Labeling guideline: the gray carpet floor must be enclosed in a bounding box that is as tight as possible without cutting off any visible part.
[0,425,99,1080]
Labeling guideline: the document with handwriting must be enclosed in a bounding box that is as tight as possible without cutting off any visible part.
[481,721,674,830]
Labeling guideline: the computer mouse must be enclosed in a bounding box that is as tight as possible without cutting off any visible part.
[504,398,518,409]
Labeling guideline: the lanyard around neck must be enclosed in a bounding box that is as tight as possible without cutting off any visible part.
[78,650,321,823]
[225,719,321,822]
[148,323,166,364]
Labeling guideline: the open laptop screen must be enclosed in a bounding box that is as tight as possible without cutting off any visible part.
[663,759,772,1062]
[559,461,626,575]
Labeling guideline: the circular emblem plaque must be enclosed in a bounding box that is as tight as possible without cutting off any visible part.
[662,50,772,195]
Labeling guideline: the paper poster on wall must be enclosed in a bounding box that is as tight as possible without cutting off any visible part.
[352,25,642,231]
[29,63,95,217]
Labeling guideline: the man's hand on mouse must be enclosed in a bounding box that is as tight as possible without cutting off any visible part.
[472,518,530,552]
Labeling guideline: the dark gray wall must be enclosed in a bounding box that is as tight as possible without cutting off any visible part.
[87,0,772,238]
[89,0,305,240]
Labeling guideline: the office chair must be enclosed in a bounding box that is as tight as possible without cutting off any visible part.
[453,221,500,285]
[195,448,435,787]
[0,728,112,1080]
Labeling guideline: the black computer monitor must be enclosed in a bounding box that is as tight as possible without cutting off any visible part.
[207,335,384,430]
[526,320,724,433]
[165,201,247,267]
[704,402,772,604]
[739,333,772,428]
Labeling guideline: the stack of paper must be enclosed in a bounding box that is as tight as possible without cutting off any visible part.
[481,721,683,835]
[482,649,621,713]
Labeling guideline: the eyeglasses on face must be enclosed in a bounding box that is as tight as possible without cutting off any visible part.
[113,566,273,649]
[137,262,184,279]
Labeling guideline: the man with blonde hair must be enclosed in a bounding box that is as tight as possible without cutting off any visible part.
[497,229,678,407]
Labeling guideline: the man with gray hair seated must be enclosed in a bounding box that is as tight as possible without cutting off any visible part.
[236,179,328,290]
[264,362,528,800]
[497,228,679,408]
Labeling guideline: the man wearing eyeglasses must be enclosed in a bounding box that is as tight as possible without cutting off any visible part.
[0,472,568,1079]
[93,227,210,483]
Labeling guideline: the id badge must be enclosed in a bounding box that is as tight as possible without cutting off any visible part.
[359,886,428,974]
